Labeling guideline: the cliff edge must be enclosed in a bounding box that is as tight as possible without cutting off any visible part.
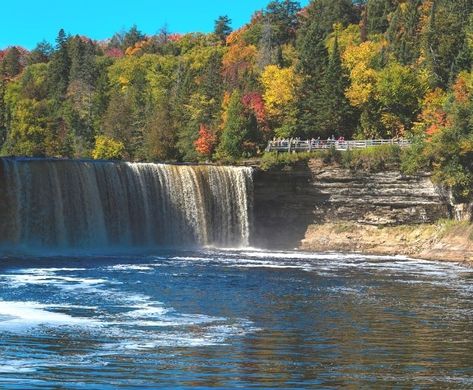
[252,159,472,263]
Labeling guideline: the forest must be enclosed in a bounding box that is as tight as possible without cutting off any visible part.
[0,0,472,198]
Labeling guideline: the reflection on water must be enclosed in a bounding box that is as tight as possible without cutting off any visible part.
[0,250,472,388]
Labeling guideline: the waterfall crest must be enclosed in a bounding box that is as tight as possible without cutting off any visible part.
[0,159,253,253]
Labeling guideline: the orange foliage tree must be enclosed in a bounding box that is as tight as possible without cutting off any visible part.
[194,124,216,157]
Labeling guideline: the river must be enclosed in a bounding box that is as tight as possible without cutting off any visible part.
[0,249,472,388]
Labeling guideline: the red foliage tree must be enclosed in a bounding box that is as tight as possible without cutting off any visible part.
[105,47,124,58]
[194,124,217,157]
[242,92,266,123]
[168,34,182,42]
[242,92,270,139]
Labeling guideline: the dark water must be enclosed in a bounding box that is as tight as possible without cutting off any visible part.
[0,250,472,388]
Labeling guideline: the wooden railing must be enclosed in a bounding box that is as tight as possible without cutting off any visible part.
[265,138,412,152]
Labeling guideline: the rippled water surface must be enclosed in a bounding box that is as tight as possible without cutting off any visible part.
[0,250,472,388]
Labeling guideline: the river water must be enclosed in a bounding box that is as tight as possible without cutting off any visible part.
[0,249,472,388]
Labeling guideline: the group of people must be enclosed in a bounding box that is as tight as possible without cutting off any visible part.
[269,136,347,149]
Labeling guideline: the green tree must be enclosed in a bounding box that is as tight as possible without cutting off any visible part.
[103,90,135,158]
[217,90,248,160]
[145,99,178,161]
[27,40,53,65]
[387,0,422,65]
[423,0,473,87]
[296,0,355,135]
[123,25,146,50]
[214,16,232,43]
[376,61,425,136]
[47,29,70,99]
[264,0,301,45]
[366,0,396,35]
[1,47,22,78]
[316,37,356,137]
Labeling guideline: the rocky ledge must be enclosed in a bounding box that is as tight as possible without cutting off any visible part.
[252,159,472,263]
[252,160,451,250]
[301,222,473,264]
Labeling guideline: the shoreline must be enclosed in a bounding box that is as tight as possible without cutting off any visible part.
[298,222,473,266]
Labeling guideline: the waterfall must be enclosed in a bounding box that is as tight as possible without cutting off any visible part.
[0,159,253,254]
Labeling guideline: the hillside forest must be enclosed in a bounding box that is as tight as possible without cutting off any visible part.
[1,0,473,198]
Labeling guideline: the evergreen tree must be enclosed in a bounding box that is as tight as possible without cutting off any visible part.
[214,16,232,43]
[145,99,178,161]
[387,0,422,65]
[1,47,22,78]
[424,0,473,87]
[122,25,146,50]
[68,36,96,85]
[217,91,248,159]
[264,0,301,45]
[316,37,355,137]
[27,40,53,65]
[366,0,396,35]
[0,79,6,149]
[48,29,71,99]
[296,0,355,135]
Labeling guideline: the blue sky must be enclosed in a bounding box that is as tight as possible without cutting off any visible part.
[1,0,308,49]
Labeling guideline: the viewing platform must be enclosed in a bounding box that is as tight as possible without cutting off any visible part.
[266,138,412,153]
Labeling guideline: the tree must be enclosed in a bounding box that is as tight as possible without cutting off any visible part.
[423,72,473,200]
[47,29,70,99]
[2,82,54,157]
[68,36,96,85]
[316,37,356,137]
[366,0,396,35]
[222,28,258,89]
[217,90,249,159]
[92,135,125,160]
[144,99,178,161]
[194,124,217,158]
[423,0,473,87]
[344,39,385,137]
[387,0,422,65]
[1,47,22,78]
[261,65,298,119]
[103,90,134,158]
[295,0,356,135]
[376,62,426,136]
[27,40,53,65]
[122,25,146,50]
[264,0,301,45]
[214,16,232,43]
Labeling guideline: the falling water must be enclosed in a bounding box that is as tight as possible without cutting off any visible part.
[0,159,253,253]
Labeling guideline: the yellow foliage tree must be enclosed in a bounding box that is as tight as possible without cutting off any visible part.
[343,40,385,107]
[92,135,125,160]
[261,65,299,119]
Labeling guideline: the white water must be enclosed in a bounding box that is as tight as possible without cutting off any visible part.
[0,159,253,253]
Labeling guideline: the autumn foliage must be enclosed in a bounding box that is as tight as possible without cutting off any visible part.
[0,0,472,197]
[194,124,216,157]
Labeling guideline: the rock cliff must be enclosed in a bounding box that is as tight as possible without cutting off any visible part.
[252,160,451,249]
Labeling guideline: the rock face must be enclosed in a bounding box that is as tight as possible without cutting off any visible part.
[300,222,473,263]
[252,160,450,249]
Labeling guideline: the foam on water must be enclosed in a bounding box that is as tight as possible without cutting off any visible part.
[0,262,256,353]
[0,301,99,330]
